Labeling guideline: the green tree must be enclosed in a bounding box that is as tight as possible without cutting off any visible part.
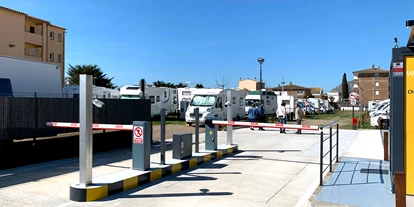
[195,83,204,88]
[67,64,116,89]
[152,80,165,87]
[175,82,189,88]
[304,90,314,99]
[342,73,349,100]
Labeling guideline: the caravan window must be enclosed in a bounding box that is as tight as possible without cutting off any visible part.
[149,96,155,103]
[156,96,160,102]
[190,95,217,106]
[245,99,259,106]
[164,91,167,98]
[267,100,271,105]
[239,97,244,106]
[232,97,236,104]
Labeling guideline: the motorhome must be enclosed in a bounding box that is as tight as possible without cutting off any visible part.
[119,85,178,117]
[244,90,278,116]
[63,85,120,99]
[277,95,298,113]
[0,55,63,98]
[185,89,247,126]
[369,99,390,116]
[307,98,328,114]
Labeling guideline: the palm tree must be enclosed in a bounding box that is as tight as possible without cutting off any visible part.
[66,64,116,89]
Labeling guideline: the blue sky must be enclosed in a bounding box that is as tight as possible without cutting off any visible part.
[2,0,413,92]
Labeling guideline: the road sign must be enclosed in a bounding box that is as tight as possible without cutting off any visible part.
[392,62,404,77]
[133,126,143,144]
[352,118,358,126]
[350,92,359,99]
[351,98,357,106]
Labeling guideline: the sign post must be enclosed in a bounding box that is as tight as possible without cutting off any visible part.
[350,92,359,130]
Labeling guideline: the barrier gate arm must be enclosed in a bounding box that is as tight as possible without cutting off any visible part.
[212,120,319,131]
[46,122,133,131]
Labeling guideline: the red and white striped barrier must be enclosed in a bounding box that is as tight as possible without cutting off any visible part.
[212,120,319,131]
[46,122,133,131]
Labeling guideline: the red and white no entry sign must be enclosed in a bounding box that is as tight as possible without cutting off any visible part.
[350,92,359,99]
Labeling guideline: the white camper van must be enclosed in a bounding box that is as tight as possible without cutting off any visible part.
[0,55,63,98]
[63,85,120,99]
[277,95,298,113]
[244,90,278,116]
[119,85,178,117]
[185,89,247,126]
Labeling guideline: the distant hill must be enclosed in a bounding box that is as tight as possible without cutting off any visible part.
[329,80,354,94]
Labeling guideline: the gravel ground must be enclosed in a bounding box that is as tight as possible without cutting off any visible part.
[151,124,205,142]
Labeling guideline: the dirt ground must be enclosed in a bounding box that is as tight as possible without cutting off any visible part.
[151,124,205,142]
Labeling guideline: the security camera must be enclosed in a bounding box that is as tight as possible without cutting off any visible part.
[224,101,231,107]
[93,99,105,108]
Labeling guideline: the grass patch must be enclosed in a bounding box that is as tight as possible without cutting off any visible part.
[152,115,187,125]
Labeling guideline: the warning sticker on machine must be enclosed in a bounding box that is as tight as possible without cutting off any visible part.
[393,62,403,77]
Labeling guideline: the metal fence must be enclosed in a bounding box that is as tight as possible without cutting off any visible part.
[0,95,151,141]
[319,120,339,186]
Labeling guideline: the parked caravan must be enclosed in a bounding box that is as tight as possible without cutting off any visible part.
[244,90,278,116]
[177,87,196,108]
[0,55,63,98]
[119,85,178,117]
[185,89,247,126]
[307,98,328,114]
[63,85,120,99]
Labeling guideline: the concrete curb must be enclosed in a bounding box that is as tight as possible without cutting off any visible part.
[69,145,238,202]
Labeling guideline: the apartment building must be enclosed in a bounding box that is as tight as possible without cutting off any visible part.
[352,64,389,105]
[237,77,265,91]
[270,81,311,98]
[0,6,66,84]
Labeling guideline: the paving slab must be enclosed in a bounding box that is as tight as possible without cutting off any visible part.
[0,127,358,207]
[312,130,396,207]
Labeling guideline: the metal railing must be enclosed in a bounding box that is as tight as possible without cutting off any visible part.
[319,120,339,186]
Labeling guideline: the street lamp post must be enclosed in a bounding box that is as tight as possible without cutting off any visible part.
[257,57,265,104]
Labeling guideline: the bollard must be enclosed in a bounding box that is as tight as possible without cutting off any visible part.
[160,108,166,165]
[132,121,151,171]
[383,131,389,161]
[205,117,218,151]
[195,108,200,153]
[395,171,406,207]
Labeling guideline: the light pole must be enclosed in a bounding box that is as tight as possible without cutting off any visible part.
[257,57,265,104]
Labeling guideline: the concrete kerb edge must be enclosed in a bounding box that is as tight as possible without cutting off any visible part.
[69,145,239,202]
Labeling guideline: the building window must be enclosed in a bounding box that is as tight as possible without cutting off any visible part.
[49,53,54,61]
[50,32,54,40]
[29,48,36,57]
[374,73,379,78]
[58,33,62,42]
[375,90,379,95]
[57,54,61,62]
[297,91,304,95]
[375,81,379,87]
[29,26,35,34]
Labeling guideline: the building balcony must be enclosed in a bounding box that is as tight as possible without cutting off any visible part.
[353,76,358,80]
[25,30,43,46]
[25,53,43,61]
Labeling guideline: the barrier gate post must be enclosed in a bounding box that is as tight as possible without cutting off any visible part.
[226,90,233,145]
[132,121,151,171]
[79,74,93,187]
[205,117,218,150]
